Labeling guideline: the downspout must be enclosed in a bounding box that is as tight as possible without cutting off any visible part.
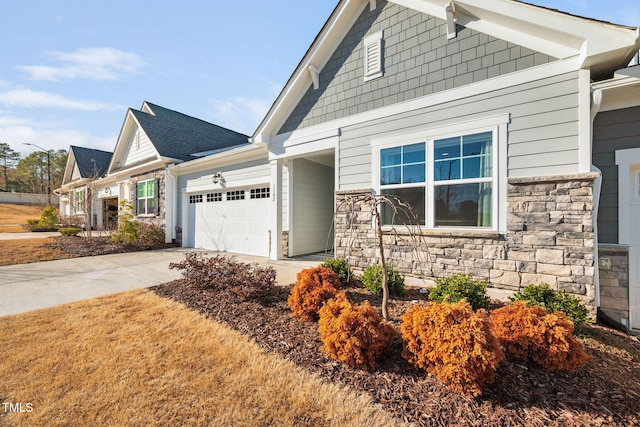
[165,166,178,244]
[590,89,603,309]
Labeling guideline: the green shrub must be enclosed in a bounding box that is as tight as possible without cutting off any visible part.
[320,258,353,285]
[25,206,59,231]
[361,264,405,297]
[510,283,588,326]
[59,227,82,236]
[111,201,139,244]
[429,273,489,310]
[39,206,58,229]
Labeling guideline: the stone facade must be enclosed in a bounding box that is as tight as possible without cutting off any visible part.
[335,172,598,313]
[597,244,630,326]
[128,168,166,228]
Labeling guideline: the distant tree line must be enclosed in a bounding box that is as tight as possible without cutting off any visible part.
[0,142,67,194]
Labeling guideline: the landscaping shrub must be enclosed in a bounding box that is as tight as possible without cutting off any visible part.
[111,201,139,244]
[287,267,341,321]
[59,227,82,236]
[489,301,592,371]
[319,258,353,285]
[169,252,276,299]
[360,264,405,297]
[400,300,504,396]
[429,273,489,310]
[510,283,588,326]
[25,206,59,231]
[318,292,395,370]
[137,222,166,246]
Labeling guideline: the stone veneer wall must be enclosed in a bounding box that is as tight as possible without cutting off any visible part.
[597,244,630,325]
[335,172,598,313]
[129,169,165,229]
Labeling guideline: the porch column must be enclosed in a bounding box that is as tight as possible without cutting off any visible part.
[270,159,283,260]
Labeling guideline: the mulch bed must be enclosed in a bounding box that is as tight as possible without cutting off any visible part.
[43,235,178,258]
[150,279,640,427]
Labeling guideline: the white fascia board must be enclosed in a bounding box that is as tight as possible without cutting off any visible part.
[169,144,267,176]
[107,109,138,174]
[254,0,368,143]
[110,159,166,182]
[272,56,581,148]
[593,67,640,112]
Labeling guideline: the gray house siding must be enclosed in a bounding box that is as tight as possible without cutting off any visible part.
[593,106,640,244]
[339,71,581,190]
[279,0,555,135]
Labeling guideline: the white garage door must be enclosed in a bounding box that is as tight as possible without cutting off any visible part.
[189,187,270,257]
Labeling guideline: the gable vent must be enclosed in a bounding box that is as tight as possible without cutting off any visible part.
[364,31,384,81]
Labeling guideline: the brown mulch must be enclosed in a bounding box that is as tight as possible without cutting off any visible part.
[42,235,178,258]
[150,279,640,427]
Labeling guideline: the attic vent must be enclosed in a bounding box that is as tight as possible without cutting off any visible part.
[363,31,384,81]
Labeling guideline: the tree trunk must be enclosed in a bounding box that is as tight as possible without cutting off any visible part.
[373,201,389,321]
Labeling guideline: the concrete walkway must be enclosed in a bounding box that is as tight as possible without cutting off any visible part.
[0,248,318,317]
[0,231,60,240]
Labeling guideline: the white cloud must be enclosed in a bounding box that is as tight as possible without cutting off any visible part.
[208,96,274,135]
[0,122,115,155]
[0,88,124,111]
[20,47,148,81]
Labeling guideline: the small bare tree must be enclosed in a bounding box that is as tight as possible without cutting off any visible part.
[334,193,433,320]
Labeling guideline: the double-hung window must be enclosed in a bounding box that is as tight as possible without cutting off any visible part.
[379,142,426,225]
[377,128,497,229]
[433,132,493,227]
[137,179,157,215]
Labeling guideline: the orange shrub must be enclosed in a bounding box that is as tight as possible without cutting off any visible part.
[489,301,592,371]
[318,292,396,370]
[287,267,342,321]
[400,301,504,397]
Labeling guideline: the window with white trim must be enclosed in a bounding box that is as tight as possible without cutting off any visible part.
[377,129,496,229]
[227,190,245,201]
[363,31,384,81]
[207,192,222,202]
[189,194,203,204]
[74,189,85,213]
[137,179,157,215]
[250,187,270,199]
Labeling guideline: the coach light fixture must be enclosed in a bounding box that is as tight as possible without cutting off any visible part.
[212,171,223,184]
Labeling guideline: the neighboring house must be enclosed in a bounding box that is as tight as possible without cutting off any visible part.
[57,145,113,227]
[592,66,640,330]
[58,101,250,240]
[245,0,640,329]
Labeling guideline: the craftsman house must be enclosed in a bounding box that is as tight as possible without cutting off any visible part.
[245,0,640,328]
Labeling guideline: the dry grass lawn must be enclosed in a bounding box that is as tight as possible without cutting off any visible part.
[0,289,400,427]
[0,238,68,266]
[0,203,43,232]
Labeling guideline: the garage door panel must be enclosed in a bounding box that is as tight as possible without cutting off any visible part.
[189,190,270,257]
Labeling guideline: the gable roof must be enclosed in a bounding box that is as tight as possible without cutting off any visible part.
[131,102,249,162]
[253,0,640,143]
[70,145,113,179]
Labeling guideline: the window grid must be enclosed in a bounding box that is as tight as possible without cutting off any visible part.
[189,194,203,204]
[207,192,222,202]
[137,179,156,215]
[227,190,245,201]
[250,187,270,199]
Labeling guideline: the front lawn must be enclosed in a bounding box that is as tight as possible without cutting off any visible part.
[0,289,398,427]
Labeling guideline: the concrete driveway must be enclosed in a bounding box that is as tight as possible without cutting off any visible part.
[0,247,316,317]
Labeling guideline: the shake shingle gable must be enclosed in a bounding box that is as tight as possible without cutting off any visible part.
[131,102,250,162]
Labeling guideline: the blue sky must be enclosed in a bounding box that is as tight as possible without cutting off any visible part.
[1,1,639,157]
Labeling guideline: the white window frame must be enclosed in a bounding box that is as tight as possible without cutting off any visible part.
[363,31,384,82]
[372,115,509,232]
[137,178,156,216]
[74,188,85,213]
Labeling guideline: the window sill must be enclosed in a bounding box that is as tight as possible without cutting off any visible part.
[381,226,500,239]
[136,214,157,218]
